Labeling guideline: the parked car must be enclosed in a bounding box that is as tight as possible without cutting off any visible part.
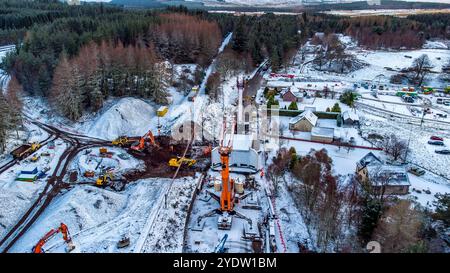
[430,136,444,141]
[428,140,445,146]
[435,149,450,155]
[408,167,426,176]
[436,113,448,118]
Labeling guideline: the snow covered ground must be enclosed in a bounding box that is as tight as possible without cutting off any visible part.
[0,139,67,240]
[8,176,196,253]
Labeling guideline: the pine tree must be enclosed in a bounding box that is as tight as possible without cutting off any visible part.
[288,101,298,110]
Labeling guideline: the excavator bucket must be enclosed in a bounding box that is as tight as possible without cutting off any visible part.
[65,240,76,253]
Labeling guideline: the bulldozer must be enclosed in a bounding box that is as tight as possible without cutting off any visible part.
[168,157,196,168]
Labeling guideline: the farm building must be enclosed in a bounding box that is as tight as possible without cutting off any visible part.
[281,87,303,102]
[356,153,410,195]
[211,134,259,174]
[289,110,318,132]
[342,110,360,126]
[311,127,334,143]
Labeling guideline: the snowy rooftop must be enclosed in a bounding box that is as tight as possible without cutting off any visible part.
[342,110,359,121]
[311,127,334,138]
[357,152,382,170]
[289,110,318,126]
[367,164,411,186]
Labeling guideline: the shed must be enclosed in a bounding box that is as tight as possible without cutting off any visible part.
[311,127,334,143]
[342,110,360,126]
[289,110,318,132]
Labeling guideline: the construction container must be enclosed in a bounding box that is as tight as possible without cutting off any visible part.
[21,166,38,175]
[235,180,244,194]
[157,106,168,117]
[214,179,222,192]
[16,173,38,182]
[99,147,108,154]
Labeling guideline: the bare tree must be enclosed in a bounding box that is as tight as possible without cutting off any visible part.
[372,200,423,253]
[409,54,433,86]
[382,134,408,161]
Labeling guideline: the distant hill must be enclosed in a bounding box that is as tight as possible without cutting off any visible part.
[108,0,450,11]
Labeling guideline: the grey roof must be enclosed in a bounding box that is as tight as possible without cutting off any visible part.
[357,152,382,169]
[342,110,359,121]
[366,164,411,186]
[289,110,318,126]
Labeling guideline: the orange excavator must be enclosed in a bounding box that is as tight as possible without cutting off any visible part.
[32,223,75,253]
[130,130,157,152]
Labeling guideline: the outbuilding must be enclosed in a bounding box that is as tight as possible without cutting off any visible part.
[289,110,318,132]
[311,127,334,143]
[341,110,360,126]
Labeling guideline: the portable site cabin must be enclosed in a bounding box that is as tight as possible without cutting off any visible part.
[16,166,39,182]
[157,106,168,117]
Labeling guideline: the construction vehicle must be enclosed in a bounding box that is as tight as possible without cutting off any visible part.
[168,157,196,168]
[214,234,228,253]
[130,130,157,152]
[112,136,130,146]
[32,223,75,253]
[117,236,130,248]
[195,118,252,230]
[84,170,95,178]
[96,172,114,187]
[11,142,41,159]
[31,155,40,162]
[99,147,113,158]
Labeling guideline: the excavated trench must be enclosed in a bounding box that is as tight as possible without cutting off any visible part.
[123,136,210,182]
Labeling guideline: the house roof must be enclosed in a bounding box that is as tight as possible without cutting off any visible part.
[289,110,318,126]
[281,86,303,98]
[311,127,334,138]
[366,164,411,186]
[357,152,382,169]
[342,110,359,121]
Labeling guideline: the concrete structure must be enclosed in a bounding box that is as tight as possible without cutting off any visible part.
[211,134,259,174]
[342,110,359,126]
[356,153,410,195]
[311,127,334,143]
[289,110,318,132]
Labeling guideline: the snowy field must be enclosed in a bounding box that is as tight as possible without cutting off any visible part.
[0,139,67,240]
[9,177,196,253]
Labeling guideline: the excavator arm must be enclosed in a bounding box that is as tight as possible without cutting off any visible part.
[32,223,74,253]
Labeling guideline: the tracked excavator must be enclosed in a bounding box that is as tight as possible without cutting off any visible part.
[130,130,158,152]
[32,223,75,253]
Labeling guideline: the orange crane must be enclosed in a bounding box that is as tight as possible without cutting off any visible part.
[32,223,75,253]
[218,118,235,213]
[195,117,252,230]
[130,130,157,152]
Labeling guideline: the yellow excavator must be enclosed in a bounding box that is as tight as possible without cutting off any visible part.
[96,172,114,187]
[168,157,196,168]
